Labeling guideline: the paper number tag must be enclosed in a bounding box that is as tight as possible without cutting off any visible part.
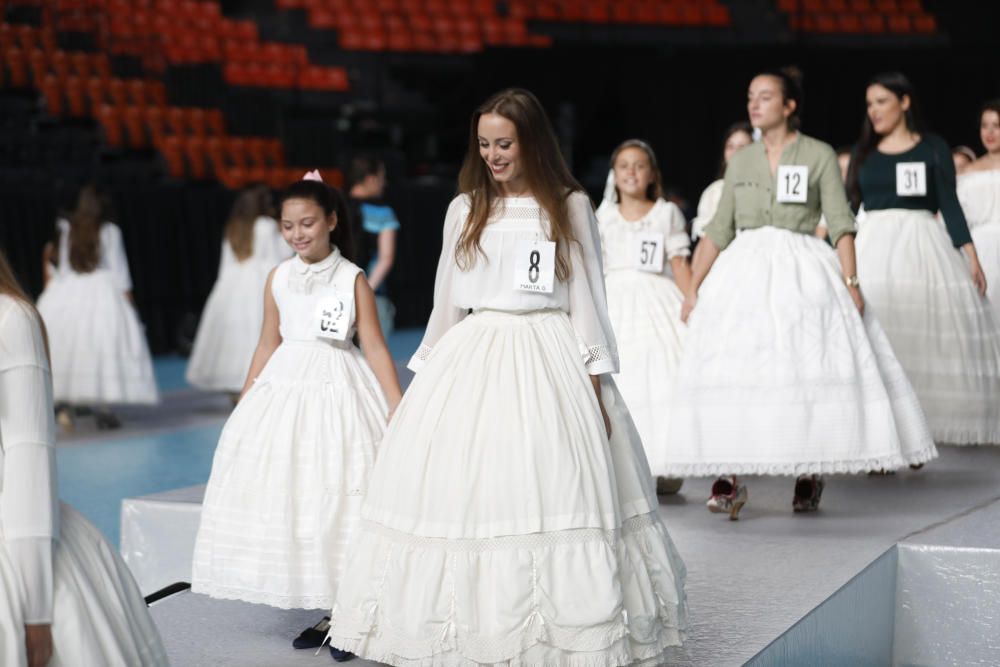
[896,162,927,197]
[634,232,665,273]
[513,239,556,293]
[776,165,809,203]
[314,292,352,341]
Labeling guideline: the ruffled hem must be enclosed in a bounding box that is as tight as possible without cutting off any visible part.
[933,427,1000,446]
[190,582,332,611]
[326,512,685,666]
[659,447,939,478]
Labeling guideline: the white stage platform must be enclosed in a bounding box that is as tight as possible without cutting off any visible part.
[137,446,1000,666]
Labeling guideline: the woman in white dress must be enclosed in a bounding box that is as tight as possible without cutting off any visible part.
[596,139,691,494]
[957,99,1000,323]
[0,248,168,667]
[665,69,936,518]
[37,186,158,430]
[324,88,686,666]
[187,185,287,396]
[847,72,1000,445]
[690,121,752,242]
[192,175,402,660]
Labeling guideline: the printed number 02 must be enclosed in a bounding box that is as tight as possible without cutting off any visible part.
[528,249,541,283]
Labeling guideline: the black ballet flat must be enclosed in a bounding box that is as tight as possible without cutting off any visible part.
[329,645,356,662]
[292,616,330,649]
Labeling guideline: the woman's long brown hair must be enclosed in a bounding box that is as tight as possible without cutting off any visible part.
[0,247,50,360]
[67,185,103,273]
[226,185,274,261]
[456,88,583,281]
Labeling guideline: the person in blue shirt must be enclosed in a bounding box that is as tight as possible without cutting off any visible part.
[348,155,400,337]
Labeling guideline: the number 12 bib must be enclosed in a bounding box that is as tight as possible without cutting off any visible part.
[776,165,808,203]
[513,239,556,293]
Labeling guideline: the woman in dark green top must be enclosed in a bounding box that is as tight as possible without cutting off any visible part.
[661,69,936,519]
[848,72,1000,446]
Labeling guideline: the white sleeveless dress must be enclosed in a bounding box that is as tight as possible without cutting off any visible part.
[0,295,167,666]
[187,216,288,392]
[326,193,686,666]
[37,220,158,405]
[957,169,1000,323]
[597,199,690,476]
[192,248,389,609]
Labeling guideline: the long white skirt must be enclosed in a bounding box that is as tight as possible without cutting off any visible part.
[662,227,937,477]
[972,224,1000,324]
[186,259,271,393]
[857,209,1000,445]
[327,310,686,666]
[192,339,387,610]
[0,503,168,667]
[605,270,685,476]
[37,270,158,405]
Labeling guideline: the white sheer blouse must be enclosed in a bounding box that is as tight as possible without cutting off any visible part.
[690,179,724,241]
[0,295,58,624]
[409,192,619,376]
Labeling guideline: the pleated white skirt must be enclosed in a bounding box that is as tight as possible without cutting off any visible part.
[662,227,937,477]
[37,270,158,405]
[605,270,686,477]
[327,309,686,666]
[0,503,168,667]
[972,224,1000,325]
[857,209,1000,445]
[192,339,388,609]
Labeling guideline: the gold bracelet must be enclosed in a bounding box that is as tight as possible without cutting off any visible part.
[844,275,860,288]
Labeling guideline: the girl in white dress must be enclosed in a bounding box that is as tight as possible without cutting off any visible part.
[0,248,168,667]
[666,69,936,518]
[957,99,1000,323]
[596,139,691,493]
[847,72,1000,445]
[187,185,288,396]
[37,186,158,430]
[191,175,402,655]
[690,122,752,242]
[324,88,686,666]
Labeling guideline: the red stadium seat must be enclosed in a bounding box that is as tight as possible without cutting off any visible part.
[41,75,64,116]
[97,104,125,146]
[65,76,88,116]
[160,135,186,178]
[123,105,147,148]
[182,136,209,179]
[143,105,166,147]
[108,78,129,106]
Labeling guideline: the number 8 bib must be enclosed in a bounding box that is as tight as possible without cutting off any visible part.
[512,239,556,293]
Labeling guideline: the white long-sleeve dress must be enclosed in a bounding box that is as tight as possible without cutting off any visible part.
[37,220,158,405]
[597,199,690,476]
[0,295,168,666]
[325,192,686,666]
[187,216,288,392]
[957,169,1000,322]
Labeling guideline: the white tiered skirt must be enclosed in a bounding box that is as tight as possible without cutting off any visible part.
[857,209,1000,445]
[326,309,686,666]
[662,227,937,477]
[972,224,1000,326]
[37,270,158,405]
[0,504,168,667]
[186,259,272,393]
[605,270,686,476]
[192,339,388,609]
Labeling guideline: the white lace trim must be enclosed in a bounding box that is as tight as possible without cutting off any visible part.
[658,447,939,477]
[585,344,617,367]
[413,344,433,362]
[191,581,332,611]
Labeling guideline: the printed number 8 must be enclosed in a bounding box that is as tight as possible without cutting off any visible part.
[528,249,540,283]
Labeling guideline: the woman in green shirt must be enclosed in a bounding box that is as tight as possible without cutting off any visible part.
[660,69,936,519]
[848,72,1000,446]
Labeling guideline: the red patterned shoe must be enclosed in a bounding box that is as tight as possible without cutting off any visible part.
[706,476,748,520]
[792,475,824,512]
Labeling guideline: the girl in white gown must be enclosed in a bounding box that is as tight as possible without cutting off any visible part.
[324,88,686,666]
[192,176,402,646]
[957,99,1000,323]
[596,139,692,491]
[690,122,752,242]
[37,186,158,429]
[187,185,288,395]
[847,72,1000,445]
[0,248,168,667]
[666,69,936,518]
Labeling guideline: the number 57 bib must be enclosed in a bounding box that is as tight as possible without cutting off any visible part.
[513,239,556,293]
